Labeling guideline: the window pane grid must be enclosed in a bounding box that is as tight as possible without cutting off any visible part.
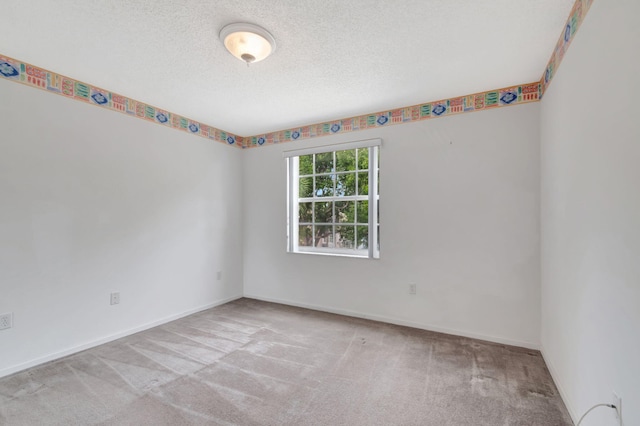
[289,144,379,257]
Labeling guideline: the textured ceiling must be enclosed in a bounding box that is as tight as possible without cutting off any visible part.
[0,0,575,136]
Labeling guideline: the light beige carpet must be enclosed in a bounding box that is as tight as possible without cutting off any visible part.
[0,298,572,425]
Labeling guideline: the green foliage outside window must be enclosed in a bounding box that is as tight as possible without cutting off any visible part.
[297,148,374,249]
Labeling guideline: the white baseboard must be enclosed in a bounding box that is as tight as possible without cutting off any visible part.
[0,294,243,379]
[244,294,540,351]
[540,345,577,424]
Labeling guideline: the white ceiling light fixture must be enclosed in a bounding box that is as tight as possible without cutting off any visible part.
[220,23,276,65]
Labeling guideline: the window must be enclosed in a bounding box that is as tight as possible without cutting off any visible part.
[285,139,380,258]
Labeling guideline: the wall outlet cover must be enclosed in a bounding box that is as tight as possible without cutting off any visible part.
[0,313,13,330]
[110,292,121,305]
[612,392,622,424]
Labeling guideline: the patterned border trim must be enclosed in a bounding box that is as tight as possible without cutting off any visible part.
[0,55,243,148]
[246,83,541,148]
[2,51,539,150]
[540,0,594,96]
[1,0,592,150]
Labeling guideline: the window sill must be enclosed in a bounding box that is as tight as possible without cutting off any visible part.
[288,250,379,259]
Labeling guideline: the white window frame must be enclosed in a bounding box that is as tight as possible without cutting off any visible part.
[285,138,380,259]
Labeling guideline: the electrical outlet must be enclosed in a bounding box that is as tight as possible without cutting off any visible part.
[0,313,13,330]
[217,271,222,281]
[409,283,417,295]
[110,292,120,305]
[613,392,622,425]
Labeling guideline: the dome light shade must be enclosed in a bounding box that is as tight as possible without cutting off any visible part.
[220,23,276,64]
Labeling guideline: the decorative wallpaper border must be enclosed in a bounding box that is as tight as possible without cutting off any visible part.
[246,0,594,149]
[246,82,542,148]
[0,0,593,149]
[0,55,244,148]
[540,0,594,96]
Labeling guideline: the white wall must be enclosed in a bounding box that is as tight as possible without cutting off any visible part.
[0,80,244,377]
[244,103,541,349]
[540,1,640,425]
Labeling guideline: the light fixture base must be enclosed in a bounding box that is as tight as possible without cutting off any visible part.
[220,23,276,64]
